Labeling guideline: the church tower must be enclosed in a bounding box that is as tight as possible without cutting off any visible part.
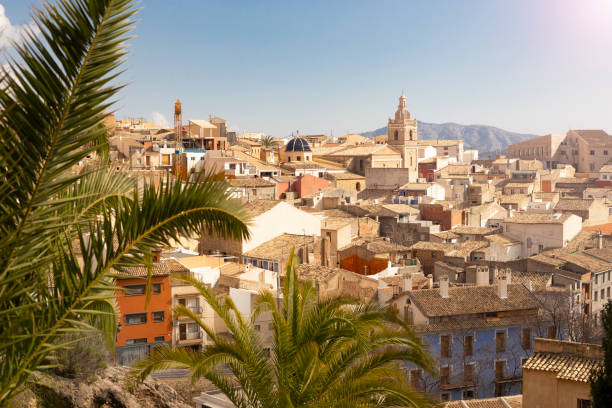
[387,94,417,146]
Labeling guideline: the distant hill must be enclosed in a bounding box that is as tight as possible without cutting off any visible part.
[361,122,538,155]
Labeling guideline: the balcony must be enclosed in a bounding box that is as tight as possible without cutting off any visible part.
[178,331,202,345]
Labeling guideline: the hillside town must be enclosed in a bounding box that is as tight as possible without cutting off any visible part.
[96,95,612,406]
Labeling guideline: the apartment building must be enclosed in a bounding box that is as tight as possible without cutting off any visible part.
[403,273,557,401]
[503,213,582,257]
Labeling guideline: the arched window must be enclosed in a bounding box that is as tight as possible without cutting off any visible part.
[356,182,361,191]
[410,129,413,140]
[394,130,398,140]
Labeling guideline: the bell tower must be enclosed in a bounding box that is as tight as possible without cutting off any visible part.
[387,94,418,146]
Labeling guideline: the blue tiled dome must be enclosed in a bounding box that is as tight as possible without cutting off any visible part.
[285,137,312,152]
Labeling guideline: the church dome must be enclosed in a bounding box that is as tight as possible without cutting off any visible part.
[285,137,312,152]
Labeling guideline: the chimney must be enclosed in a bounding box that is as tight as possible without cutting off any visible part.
[476,266,489,286]
[152,249,161,263]
[403,273,413,292]
[598,230,604,249]
[498,274,508,299]
[439,275,449,298]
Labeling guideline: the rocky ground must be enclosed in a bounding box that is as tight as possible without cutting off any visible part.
[13,366,216,408]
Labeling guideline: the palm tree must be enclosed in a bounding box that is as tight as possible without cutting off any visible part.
[133,250,436,407]
[0,0,249,404]
[260,135,279,149]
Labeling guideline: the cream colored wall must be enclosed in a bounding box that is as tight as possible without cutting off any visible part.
[505,222,565,257]
[557,379,592,408]
[523,369,558,408]
[242,202,321,253]
[371,155,402,168]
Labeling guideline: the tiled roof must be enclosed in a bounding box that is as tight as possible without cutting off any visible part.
[243,233,315,261]
[115,259,189,278]
[414,313,548,334]
[554,198,595,211]
[599,164,612,173]
[499,194,530,204]
[572,129,611,147]
[408,284,539,318]
[451,226,498,235]
[229,177,275,187]
[244,200,280,216]
[523,352,602,382]
[555,177,592,185]
[584,247,612,262]
[409,241,488,257]
[554,252,611,273]
[504,212,573,224]
[339,238,411,254]
[485,234,521,246]
[431,231,460,240]
[445,395,522,408]
[379,204,420,215]
[511,271,552,291]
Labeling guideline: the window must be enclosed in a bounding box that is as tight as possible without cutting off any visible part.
[125,284,146,296]
[605,150,609,156]
[590,163,595,171]
[495,360,506,379]
[440,393,450,402]
[359,159,364,170]
[154,336,165,342]
[608,287,610,298]
[538,244,544,252]
[601,289,605,300]
[254,325,261,332]
[595,274,599,284]
[440,366,450,385]
[522,328,532,350]
[268,322,273,330]
[297,156,301,161]
[440,335,450,358]
[464,363,475,382]
[547,326,556,339]
[153,283,162,294]
[590,150,595,155]
[463,390,474,399]
[394,130,398,141]
[410,369,423,390]
[495,332,506,352]
[577,399,592,408]
[595,291,598,301]
[153,311,164,322]
[126,338,147,345]
[125,313,147,325]
[464,335,473,356]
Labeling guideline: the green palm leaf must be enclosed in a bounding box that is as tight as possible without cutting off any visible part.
[132,249,436,408]
[0,1,250,404]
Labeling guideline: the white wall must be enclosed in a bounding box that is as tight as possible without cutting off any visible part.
[504,215,581,257]
[243,202,321,252]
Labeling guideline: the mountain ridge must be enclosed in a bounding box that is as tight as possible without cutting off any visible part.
[361,121,538,154]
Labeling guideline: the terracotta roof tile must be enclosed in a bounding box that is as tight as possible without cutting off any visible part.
[523,352,602,382]
[409,284,539,317]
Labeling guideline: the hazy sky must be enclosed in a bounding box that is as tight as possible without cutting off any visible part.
[3,0,612,137]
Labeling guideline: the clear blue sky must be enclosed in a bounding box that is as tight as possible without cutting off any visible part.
[3,0,612,137]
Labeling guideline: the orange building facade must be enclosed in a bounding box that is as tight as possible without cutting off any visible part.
[115,275,173,365]
[340,253,388,276]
